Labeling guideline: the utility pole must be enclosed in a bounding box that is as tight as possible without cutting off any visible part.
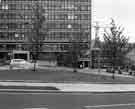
[93,22,100,40]
[93,21,101,73]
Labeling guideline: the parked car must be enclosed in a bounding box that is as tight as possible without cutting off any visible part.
[106,67,112,73]
[106,66,119,74]
[10,59,37,69]
[106,66,115,73]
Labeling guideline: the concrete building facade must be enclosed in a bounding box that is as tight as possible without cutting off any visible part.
[0,0,91,67]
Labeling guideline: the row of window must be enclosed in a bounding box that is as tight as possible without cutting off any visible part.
[0,32,88,41]
[42,43,88,51]
[0,2,90,11]
[42,4,90,11]
[44,23,90,29]
[3,0,89,2]
[46,13,90,20]
[0,23,90,32]
[0,33,26,40]
[0,13,32,19]
[0,3,31,10]
[0,14,90,21]
[0,43,88,52]
[0,23,32,29]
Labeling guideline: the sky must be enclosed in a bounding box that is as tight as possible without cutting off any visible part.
[92,0,135,43]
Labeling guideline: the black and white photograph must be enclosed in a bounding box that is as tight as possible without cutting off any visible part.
[0,0,135,109]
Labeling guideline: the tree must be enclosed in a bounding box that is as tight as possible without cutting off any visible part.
[102,19,129,67]
[69,31,87,72]
[28,2,46,71]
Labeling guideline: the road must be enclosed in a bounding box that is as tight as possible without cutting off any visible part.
[0,92,135,109]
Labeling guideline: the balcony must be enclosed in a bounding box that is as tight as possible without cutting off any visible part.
[0,19,31,23]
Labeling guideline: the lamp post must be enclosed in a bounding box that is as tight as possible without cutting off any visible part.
[15,33,19,50]
[98,48,101,74]
[67,24,77,72]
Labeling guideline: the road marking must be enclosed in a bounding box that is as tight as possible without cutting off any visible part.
[85,103,135,108]
[24,108,48,109]
[92,92,135,96]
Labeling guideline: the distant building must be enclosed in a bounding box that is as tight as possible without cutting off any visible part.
[0,0,91,67]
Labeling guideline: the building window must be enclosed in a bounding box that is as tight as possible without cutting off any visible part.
[81,14,89,20]
[68,14,75,20]
[81,5,88,11]
[2,4,8,10]
[9,4,16,10]
[63,4,75,10]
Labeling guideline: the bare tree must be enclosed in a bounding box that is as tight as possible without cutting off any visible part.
[69,31,87,72]
[102,19,129,68]
[28,2,46,71]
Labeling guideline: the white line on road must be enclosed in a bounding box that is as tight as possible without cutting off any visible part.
[24,108,48,109]
[85,103,135,108]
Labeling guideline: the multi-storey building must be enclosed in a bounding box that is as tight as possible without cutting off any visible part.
[0,0,91,67]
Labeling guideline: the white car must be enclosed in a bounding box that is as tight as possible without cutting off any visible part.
[10,59,37,69]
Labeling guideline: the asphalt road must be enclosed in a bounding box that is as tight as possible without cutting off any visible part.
[0,92,135,109]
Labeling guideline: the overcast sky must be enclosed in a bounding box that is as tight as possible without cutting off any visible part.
[92,0,135,42]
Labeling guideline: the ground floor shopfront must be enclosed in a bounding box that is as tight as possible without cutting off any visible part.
[0,49,89,68]
[0,42,90,67]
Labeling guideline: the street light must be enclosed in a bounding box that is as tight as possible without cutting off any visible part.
[15,33,19,50]
[67,24,73,41]
[67,24,77,72]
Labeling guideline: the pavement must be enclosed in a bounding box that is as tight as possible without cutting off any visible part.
[79,68,134,78]
[0,81,135,92]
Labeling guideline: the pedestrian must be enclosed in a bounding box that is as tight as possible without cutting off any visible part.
[80,64,83,69]
[118,66,122,74]
[111,67,115,79]
[128,69,132,75]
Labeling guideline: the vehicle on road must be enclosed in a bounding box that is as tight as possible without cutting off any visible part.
[10,59,37,69]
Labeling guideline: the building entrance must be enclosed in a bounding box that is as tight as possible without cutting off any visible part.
[12,50,30,61]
